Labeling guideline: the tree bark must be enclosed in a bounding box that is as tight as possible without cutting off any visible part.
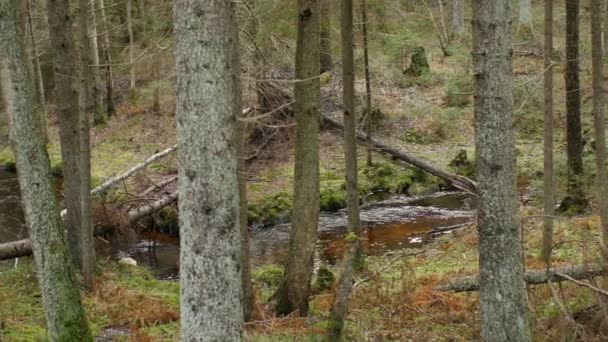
[542,0,554,262]
[321,114,478,194]
[342,0,362,268]
[89,0,104,124]
[320,0,333,73]
[47,0,84,270]
[451,0,464,36]
[327,237,358,341]
[472,1,530,341]
[175,0,243,338]
[437,264,606,292]
[0,0,93,338]
[519,0,533,30]
[232,3,254,322]
[78,0,96,286]
[564,0,587,209]
[98,0,114,116]
[361,0,372,166]
[275,0,321,317]
[126,0,135,92]
[591,0,608,259]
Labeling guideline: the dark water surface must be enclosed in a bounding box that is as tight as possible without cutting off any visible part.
[0,169,476,279]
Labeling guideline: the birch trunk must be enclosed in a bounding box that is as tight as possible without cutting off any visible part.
[542,0,554,262]
[362,0,372,166]
[275,0,321,317]
[78,0,96,286]
[88,0,104,124]
[0,0,92,338]
[175,0,243,338]
[47,0,84,269]
[591,0,608,260]
[472,1,530,340]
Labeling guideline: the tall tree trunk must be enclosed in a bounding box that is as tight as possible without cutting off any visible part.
[47,0,84,269]
[126,0,135,92]
[0,0,92,339]
[78,0,96,287]
[89,0,104,124]
[563,0,587,211]
[472,1,531,341]
[542,0,554,262]
[137,0,144,18]
[342,0,362,264]
[175,0,243,339]
[362,0,372,166]
[275,0,321,317]
[519,0,533,30]
[451,0,464,36]
[232,3,254,322]
[327,235,358,341]
[592,0,608,260]
[320,0,333,73]
[98,0,114,116]
[604,0,608,57]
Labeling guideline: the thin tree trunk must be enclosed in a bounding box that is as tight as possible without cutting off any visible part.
[342,0,362,267]
[605,0,608,57]
[126,0,135,92]
[25,0,45,108]
[98,0,114,116]
[89,0,104,124]
[362,0,372,166]
[519,0,533,30]
[451,0,464,36]
[47,0,84,270]
[320,0,333,73]
[232,3,254,322]
[78,0,96,287]
[592,0,608,261]
[175,0,243,338]
[327,236,358,341]
[0,0,92,338]
[542,0,554,262]
[564,0,587,210]
[472,1,530,341]
[137,0,144,18]
[275,0,321,317]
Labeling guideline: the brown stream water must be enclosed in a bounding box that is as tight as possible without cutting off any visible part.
[0,169,477,279]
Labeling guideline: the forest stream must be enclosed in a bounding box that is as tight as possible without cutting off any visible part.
[0,169,477,279]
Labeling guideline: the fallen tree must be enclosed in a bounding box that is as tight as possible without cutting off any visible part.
[436,264,606,292]
[0,192,178,260]
[321,114,478,194]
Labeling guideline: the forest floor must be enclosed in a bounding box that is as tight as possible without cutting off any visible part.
[2,2,608,340]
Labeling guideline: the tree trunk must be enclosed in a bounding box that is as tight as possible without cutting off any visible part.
[605,0,608,57]
[275,0,321,317]
[78,0,96,287]
[592,0,608,260]
[0,1,92,338]
[320,0,333,73]
[437,264,606,292]
[98,0,114,116]
[327,236,358,341]
[342,0,362,268]
[451,0,464,36]
[519,0,533,30]
[137,0,144,18]
[89,0,104,124]
[126,0,135,92]
[47,0,84,270]
[175,0,243,339]
[361,0,372,166]
[563,0,587,211]
[542,0,554,262]
[472,1,530,341]
[232,3,254,322]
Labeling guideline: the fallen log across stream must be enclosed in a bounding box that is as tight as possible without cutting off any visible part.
[0,191,179,261]
[436,264,606,292]
[320,114,478,194]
